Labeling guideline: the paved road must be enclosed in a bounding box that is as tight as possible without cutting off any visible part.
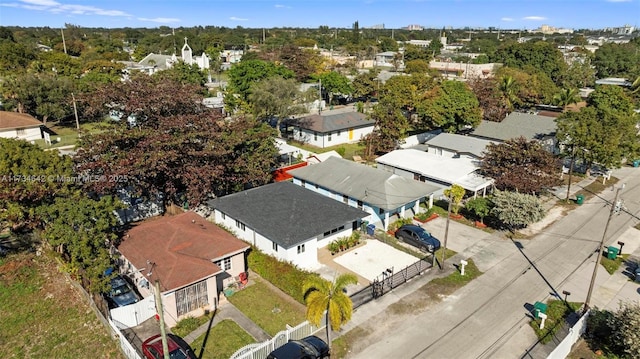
[351,167,640,359]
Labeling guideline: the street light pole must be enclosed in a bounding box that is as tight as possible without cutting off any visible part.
[584,184,625,311]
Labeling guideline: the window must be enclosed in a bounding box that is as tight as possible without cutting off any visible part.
[175,280,208,317]
[337,130,341,136]
[297,244,305,254]
[343,195,348,204]
[235,219,245,231]
[221,212,226,220]
[357,200,363,209]
[323,230,331,236]
[315,183,318,189]
[16,129,26,136]
[272,242,278,251]
[328,132,332,142]
[314,132,318,141]
[215,257,231,271]
[379,208,384,215]
[301,180,306,187]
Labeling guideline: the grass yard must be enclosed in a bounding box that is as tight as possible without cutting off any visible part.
[0,252,124,358]
[190,319,256,359]
[286,140,366,161]
[529,300,582,344]
[227,278,306,336]
[601,253,629,275]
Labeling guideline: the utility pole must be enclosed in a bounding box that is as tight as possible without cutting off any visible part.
[154,280,170,359]
[71,93,80,132]
[565,145,576,202]
[61,28,67,55]
[584,184,625,311]
[440,195,452,271]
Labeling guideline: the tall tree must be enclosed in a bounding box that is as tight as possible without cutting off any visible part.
[556,86,639,170]
[480,137,562,194]
[416,80,481,132]
[76,77,279,207]
[553,88,580,110]
[0,139,74,232]
[248,76,306,137]
[587,302,640,358]
[39,194,122,293]
[492,41,567,84]
[468,77,509,122]
[0,73,74,123]
[314,71,353,106]
[225,59,294,111]
[364,102,408,155]
[303,273,358,349]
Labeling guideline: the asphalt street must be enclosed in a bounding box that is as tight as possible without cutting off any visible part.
[350,167,640,359]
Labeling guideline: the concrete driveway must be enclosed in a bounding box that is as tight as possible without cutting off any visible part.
[333,239,420,282]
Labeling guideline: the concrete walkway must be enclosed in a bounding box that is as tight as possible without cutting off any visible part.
[183,299,271,344]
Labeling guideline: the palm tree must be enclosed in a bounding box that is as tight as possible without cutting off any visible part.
[631,75,640,94]
[498,75,517,111]
[553,88,580,110]
[302,273,358,348]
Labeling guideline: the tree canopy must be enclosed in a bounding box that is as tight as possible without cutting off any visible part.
[225,59,295,107]
[416,80,482,132]
[555,85,639,169]
[76,77,279,208]
[248,76,307,137]
[492,40,567,84]
[480,137,562,194]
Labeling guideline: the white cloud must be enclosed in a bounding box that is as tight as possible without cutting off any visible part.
[523,16,547,21]
[501,17,514,22]
[138,17,180,24]
[11,0,131,17]
[230,16,248,21]
[275,4,292,8]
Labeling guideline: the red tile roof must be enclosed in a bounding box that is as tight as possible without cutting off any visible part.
[118,212,249,291]
[0,111,42,130]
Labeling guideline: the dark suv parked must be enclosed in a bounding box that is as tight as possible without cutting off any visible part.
[395,224,441,253]
[266,335,330,359]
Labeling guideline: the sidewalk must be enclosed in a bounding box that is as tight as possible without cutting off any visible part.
[183,297,271,344]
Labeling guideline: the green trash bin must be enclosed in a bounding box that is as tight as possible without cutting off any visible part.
[607,246,619,260]
[633,159,640,168]
[533,301,547,319]
[576,194,584,205]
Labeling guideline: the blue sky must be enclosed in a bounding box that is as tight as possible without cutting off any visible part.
[0,0,638,29]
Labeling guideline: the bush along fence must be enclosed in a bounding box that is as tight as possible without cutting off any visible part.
[350,255,434,309]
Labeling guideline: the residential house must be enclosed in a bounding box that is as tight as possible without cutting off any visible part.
[428,61,500,79]
[375,51,398,67]
[469,112,558,153]
[0,111,45,142]
[135,38,210,77]
[207,181,368,270]
[423,132,493,159]
[288,157,442,230]
[116,211,250,327]
[289,108,374,148]
[375,144,494,198]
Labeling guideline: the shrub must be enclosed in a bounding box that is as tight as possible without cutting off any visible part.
[247,247,320,304]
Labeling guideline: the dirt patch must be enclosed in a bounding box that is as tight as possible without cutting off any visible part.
[567,338,600,359]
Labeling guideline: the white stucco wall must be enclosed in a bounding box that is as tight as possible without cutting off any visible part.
[0,127,42,141]
[293,125,374,148]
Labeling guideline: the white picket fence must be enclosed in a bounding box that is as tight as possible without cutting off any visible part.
[107,318,143,359]
[110,295,157,328]
[546,310,590,359]
[230,316,326,359]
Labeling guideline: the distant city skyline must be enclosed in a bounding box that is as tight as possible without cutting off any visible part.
[0,0,638,30]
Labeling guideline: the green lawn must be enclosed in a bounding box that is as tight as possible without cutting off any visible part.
[190,319,256,359]
[227,278,306,336]
[530,300,582,344]
[286,140,366,160]
[0,252,124,358]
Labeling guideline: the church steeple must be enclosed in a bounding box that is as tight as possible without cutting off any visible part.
[181,37,193,65]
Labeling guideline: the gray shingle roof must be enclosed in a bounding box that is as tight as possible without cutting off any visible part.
[288,157,441,210]
[424,133,494,158]
[291,110,372,133]
[470,112,557,142]
[207,181,368,249]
